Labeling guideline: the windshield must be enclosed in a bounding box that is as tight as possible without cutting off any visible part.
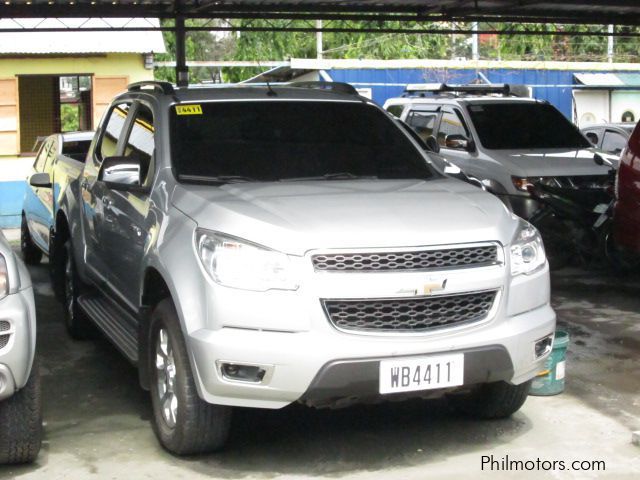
[467,102,591,150]
[170,101,437,183]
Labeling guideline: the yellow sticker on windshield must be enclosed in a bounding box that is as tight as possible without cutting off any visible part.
[175,104,203,115]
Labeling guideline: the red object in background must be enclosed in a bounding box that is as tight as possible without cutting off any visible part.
[613,122,640,253]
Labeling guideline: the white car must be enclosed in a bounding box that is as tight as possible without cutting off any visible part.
[0,231,42,464]
[384,83,611,219]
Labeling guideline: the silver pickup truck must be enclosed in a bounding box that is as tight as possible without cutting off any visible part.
[49,81,556,456]
[0,231,42,464]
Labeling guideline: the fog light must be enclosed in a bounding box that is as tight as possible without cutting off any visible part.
[535,334,554,359]
[219,362,267,383]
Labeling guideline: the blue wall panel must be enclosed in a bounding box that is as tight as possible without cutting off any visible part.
[0,181,25,228]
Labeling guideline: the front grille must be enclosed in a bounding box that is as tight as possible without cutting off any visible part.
[0,335,9,349]
[312,245,498,272]
[322,290,497,333]
[0,321,9,332]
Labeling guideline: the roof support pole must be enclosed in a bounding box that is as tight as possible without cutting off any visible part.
[175,16,189,87]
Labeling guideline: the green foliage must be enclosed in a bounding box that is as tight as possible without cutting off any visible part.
[60,104,78,132]
[155,20,640,84]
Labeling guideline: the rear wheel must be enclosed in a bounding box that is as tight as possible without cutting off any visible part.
[149,299,232,455]
[449,380,532,419]
[20,216,42,266]
[0,359,43,464]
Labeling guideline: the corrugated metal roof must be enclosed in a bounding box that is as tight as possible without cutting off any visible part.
[0,18,166,54]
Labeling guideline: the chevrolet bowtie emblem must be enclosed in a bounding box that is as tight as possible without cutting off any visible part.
[423,279,447,295]
[396,279,448,296]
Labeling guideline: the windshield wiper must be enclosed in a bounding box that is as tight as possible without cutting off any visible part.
[178,174,258,184]
[281,172,378,182]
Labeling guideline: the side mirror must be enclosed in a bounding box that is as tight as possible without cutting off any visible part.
[99,156,142,190]
[29,172,51,188]
[593,153,613,168]
[445,134,474,152]
[425,135,440,153]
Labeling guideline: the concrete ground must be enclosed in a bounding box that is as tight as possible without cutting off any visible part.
[1,245,639,479]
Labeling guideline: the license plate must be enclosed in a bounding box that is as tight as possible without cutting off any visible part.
[379,354,464,394]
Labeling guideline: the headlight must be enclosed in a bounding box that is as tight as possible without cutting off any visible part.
[195,230,299,291]
[0,254,8,299]
[510,220,546,276]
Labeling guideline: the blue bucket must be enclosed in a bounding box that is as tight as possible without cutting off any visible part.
[530,330,570,396]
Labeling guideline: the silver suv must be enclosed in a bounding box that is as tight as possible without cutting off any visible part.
[0,231,42,464]
[53,81,555,455]
[384,84,611,219]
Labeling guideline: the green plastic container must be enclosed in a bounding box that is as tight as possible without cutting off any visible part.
[530,330,570,396]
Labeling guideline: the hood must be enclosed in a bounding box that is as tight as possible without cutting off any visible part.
[171,179,517,256]
[486,148,613,177]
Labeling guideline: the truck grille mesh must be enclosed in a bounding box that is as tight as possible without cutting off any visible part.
[322,290,497,333]
[312,245,498,272]
[0,322,11,349]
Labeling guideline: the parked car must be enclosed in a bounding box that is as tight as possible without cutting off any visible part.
[0,231,42,464]
[384,84,611,219]
[581,122,635,157]
[613,120,640,259]
[21,131,93,266]
[48,80,555,455]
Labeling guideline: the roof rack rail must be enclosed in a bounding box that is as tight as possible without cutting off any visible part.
[404,83,514,97]
[128,81,175,95]
[287,81,358,96]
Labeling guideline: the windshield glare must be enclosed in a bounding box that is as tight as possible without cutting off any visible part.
[171,101,436,182]
[467,102,591,150]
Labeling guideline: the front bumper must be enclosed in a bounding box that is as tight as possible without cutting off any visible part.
[0,287,36,400]
[188,298,555,409]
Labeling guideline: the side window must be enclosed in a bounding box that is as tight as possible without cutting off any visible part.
[97,103,131,162]
[43,138,58,174]
[601,131,627,155]
[386,104,405,118]
[33,140,51,172]
[123,104,155,186]
[406,110,439,141]
[438,110,469,147]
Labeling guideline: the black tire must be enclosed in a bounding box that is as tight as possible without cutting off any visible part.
[449,380,532,419]
[62,240,94,339]
[149,299,232,455]
[0,358,43,464]
[20,215,42,266]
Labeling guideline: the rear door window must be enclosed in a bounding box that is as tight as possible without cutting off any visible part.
[406,110,439,142]
[386,104,405,118]
[43,138,58,174]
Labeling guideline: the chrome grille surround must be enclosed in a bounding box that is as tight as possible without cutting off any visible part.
[312,244,499,272]
[322,290,498,334]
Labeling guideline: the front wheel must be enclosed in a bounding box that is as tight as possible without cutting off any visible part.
[20,216,42,266]
[0,359,43,464]
[149,299,232,455]
[449,380,532,419]
[62,240,93,339]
